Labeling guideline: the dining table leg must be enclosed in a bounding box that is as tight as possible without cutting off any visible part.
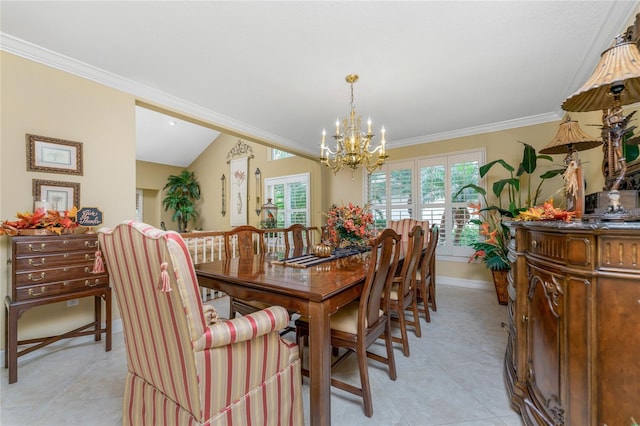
[308,299,332,426]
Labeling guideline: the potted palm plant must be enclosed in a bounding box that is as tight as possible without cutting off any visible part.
[455,142,565,304]
[162,170,201,232]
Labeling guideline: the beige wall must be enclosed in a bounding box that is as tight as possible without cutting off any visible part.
[188,133,328,231]
[135,160,183,230]
[1,52,136,343]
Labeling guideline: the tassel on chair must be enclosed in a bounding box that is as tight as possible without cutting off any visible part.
[92,251,105,273]
[159,261,172,293]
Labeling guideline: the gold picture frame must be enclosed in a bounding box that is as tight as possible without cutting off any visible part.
[32,179,80,212]
[26,134,83,175]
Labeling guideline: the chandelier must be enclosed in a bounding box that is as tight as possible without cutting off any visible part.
[319,74,388,175]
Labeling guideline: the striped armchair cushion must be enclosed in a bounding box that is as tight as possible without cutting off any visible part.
[99,221,303,426]
[388,219,430,247]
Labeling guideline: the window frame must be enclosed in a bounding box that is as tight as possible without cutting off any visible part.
[365,148,485,262]
[264,172,310,227]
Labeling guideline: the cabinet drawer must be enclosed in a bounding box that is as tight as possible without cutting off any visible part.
[529,231,593,268]
[15,275,109,301]
[14,251,97,270]
[14,236,99,255]
[598,236,640,273]
[15,264,96,286]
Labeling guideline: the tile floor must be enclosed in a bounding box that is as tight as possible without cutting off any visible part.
[1,285,524,425]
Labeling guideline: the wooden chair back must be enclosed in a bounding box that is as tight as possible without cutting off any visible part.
[223,225,265,258]
[362,228,402,331]
[284,223,312,255]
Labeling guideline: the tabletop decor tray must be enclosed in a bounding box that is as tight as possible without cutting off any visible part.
[272,247,367,268]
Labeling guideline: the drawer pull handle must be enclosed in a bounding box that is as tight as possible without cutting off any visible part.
[84,267,90,273]
[85,254,96,261]
[28,258,46,266]
[85,279,99,287]
[531,240,537,249]
[85,241,98,248]
[63,267,70,272]
[28,286,46,296]
[28,243,46,252]
[522,315,528,323]
[28,272,46,281]
[63,240,69,245]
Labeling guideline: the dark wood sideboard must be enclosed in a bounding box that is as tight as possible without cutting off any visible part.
[505,221,640,426]
[4,234,111,384]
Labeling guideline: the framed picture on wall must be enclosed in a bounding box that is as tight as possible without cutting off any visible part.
[26,134,83,175]
[32,179,80,212]
[230,157,248,226]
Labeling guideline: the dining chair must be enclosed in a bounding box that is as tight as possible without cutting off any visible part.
[98,221,303,425]
[387,224,424,357]
[295,228,401,418]
[416,224,439,321]
[223,225,270,317]
[284,223,312,256]
[224,226,296,335]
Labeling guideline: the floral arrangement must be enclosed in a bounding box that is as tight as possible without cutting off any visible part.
[1,207,79,235]
[467,202,510,271]
[515,198,576,222]
[325,202,375,247]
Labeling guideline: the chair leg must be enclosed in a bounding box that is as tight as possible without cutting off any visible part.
[429,277,437,312]
[397,308,410,357]
[357,341,374,418]
[384,319,397,381]
[410,296,422,338]
[420,280,431,323]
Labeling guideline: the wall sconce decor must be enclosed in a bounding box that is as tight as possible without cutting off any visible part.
[220,174,226,217]
[255,168,262,216]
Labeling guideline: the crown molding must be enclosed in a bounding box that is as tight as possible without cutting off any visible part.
[0,32,300,151]
[390,111,563,148]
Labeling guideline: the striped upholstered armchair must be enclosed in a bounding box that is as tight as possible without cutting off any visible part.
[98,221,303,426]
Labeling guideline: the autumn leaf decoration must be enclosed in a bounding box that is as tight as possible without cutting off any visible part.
[1,207,79,235]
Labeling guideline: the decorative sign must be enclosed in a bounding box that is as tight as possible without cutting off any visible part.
[77,207,103,228]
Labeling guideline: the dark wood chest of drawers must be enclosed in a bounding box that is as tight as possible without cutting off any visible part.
[4,234,111,384]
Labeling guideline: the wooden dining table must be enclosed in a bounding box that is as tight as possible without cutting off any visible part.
[194,250,372,426]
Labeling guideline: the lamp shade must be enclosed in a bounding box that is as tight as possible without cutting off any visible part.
[539,117,602,154]
[562,38,640,112]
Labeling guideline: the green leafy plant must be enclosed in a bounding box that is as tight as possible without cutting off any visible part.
[455,142,565,270]
[162,170,201,232]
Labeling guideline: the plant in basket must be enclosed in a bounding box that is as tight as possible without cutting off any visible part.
[1,207,79,235]
[325,202,375,249]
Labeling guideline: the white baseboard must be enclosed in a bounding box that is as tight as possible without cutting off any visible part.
[437,275,494,291]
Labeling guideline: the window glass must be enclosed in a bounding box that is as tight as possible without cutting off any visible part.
[272,149,294,160]
[265,173,310,227]
[367,149,484,259]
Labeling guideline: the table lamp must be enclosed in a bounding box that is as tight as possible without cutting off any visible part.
[562,33,640,213]
[540,116,602,217]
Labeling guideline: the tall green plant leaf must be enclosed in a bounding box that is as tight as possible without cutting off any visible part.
[479,159,514,178]
[519,142,537,174]
[492,178,519,199]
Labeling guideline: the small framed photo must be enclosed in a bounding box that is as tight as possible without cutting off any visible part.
[26,134,83,175]
[32,179,80,212]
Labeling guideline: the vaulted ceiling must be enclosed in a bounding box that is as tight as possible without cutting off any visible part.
[2,1,638,166]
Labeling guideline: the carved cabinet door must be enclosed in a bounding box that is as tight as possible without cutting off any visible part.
[525,264,566,426]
